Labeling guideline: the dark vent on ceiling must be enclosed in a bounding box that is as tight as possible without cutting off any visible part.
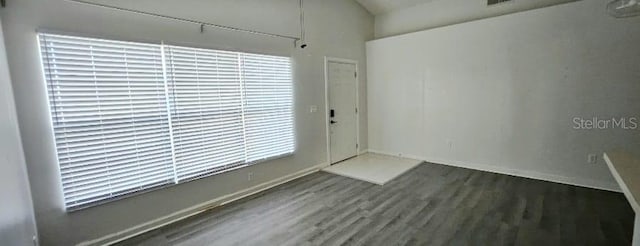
[488,0,512,6]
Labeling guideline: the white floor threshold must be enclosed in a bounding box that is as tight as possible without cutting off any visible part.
[322,153,422,185]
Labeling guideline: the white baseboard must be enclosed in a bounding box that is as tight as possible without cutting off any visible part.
[79,162,326,246]
[367,149,621,193]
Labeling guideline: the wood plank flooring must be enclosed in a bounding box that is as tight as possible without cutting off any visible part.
[117,162,634,246]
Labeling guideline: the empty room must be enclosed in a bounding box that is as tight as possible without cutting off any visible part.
[1,0,640,245]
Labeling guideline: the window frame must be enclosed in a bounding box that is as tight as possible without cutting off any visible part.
[37,31,296,211]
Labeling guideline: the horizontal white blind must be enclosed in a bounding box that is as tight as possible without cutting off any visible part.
[39,33,175,209]
[240,53,294,162]
[39,32,295,210]
[165,46,246,182]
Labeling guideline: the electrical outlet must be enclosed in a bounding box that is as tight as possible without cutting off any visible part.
[446,139,453,149]
[248,172,254,181]
[587,154,597,164]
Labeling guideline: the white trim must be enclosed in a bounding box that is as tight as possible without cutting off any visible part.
[323,57,330,165]
[78,162,327,246]
[324,57,360,165]
[37,33,68,211]
[237,53,249,163]
[634,216,640,246]
[159,42,180,184]
[367,149,621,192]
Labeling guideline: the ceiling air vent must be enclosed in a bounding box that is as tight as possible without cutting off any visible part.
[607,0,640,18]
[488,0,512,6]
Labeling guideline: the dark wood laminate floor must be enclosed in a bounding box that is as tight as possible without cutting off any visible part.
[117,162,634,246]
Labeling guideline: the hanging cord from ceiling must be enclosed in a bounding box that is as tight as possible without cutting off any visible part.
[63,0,304,46]
[298,0,308,48]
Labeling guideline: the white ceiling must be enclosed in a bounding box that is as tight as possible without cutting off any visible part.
[355,0,435,15]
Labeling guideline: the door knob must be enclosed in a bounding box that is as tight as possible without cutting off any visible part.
[330,120,337,124]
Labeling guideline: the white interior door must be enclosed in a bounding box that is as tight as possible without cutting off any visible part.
[327,60,358,164]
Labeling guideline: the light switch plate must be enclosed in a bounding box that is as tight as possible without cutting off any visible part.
[309,105,318,113]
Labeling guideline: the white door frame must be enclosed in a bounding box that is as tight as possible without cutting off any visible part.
[324,56,360,165]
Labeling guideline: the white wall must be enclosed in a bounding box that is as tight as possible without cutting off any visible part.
[0,0,372,245]
[374,0,577,38]
[0,18,38,246]
[367,0,640,191]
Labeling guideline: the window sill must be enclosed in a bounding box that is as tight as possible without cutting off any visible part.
[66,152,295,213]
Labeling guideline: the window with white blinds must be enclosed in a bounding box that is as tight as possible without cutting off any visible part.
[39,33,175,209]
[240,53,294,162]
[39,32,295,210]
[165,46,246,182]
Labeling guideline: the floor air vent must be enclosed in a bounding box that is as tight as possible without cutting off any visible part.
[488,0,512,6]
